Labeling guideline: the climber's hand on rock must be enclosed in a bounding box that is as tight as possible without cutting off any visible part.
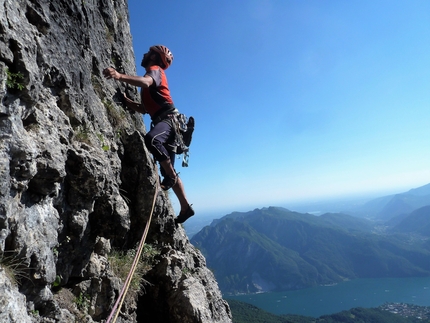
[103,67,120,80]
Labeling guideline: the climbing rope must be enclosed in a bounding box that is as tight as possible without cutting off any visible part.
[106,162,160,323]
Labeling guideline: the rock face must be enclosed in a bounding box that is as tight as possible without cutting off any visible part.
[0,0,232,322]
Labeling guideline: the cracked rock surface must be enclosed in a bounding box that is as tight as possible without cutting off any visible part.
[0,0,231,322]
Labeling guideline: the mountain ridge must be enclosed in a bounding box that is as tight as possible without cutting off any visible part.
[341,183,430,220]
[184,183,430,238]
[192,206,430,295]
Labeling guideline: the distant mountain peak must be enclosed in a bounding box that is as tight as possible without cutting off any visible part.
[405,182,430,196]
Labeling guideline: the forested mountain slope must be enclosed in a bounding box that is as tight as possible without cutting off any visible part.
[192,207,430,294]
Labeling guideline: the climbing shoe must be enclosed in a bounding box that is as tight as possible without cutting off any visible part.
[175,205,195,224]
[160,174,177,191]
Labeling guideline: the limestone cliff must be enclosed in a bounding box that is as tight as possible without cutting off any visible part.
[0,0,231,322]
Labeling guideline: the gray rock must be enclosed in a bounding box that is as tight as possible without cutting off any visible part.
[0,0,232,322]
[0,271,32,323]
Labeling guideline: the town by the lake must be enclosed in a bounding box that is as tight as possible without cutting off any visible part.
[380,303,430,320]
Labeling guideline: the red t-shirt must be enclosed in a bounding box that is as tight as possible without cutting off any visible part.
[141,66,174,118]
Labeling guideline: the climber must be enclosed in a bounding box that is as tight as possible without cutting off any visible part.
[103,45,194,224]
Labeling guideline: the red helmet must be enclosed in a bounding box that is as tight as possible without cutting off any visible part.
[150,45,174,69]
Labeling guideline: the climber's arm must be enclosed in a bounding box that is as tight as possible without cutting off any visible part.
[123,93,147,114]
[103,67,153,88]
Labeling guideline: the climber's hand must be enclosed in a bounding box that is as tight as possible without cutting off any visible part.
[103,67,121,80]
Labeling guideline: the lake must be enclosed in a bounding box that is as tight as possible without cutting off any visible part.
[226,277,430,317]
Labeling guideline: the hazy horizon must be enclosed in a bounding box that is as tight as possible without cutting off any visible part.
[183,180,430,236]
[189,180,430,218]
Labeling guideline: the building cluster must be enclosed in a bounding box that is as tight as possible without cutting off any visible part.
[380,303,430,320]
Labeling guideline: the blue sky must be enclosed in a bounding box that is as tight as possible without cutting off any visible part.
[127,0,430,215]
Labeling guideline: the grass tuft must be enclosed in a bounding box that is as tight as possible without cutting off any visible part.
[108,244,160,297]
[0,251,30,286]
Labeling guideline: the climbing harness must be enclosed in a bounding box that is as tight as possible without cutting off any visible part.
[105,161,160,323]
[151,112,195,168]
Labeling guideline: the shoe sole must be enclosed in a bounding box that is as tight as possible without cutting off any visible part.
[175,206,195,224]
